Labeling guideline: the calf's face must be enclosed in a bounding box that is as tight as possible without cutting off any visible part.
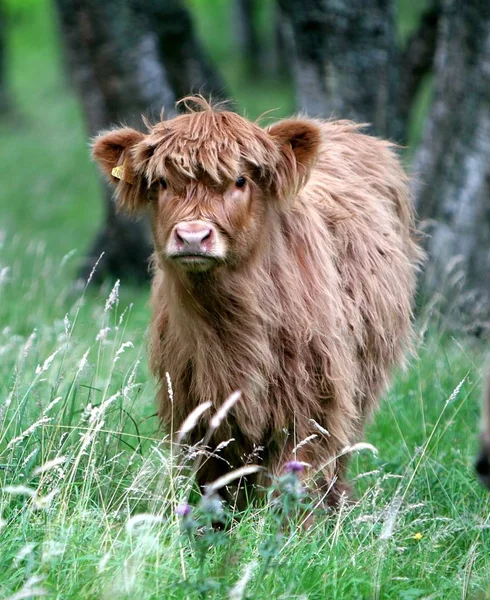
[92,103,321,275]
[150,168,266,274]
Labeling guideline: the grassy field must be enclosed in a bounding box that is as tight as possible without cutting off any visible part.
[1,2,489,599]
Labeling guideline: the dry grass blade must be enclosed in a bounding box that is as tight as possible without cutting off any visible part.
[210,390,241,431]
[33,456,67,476]
[177,401,212,442]
[340,442,378,457]
[205,465,262,496]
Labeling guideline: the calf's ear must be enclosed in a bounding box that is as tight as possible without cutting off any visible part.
[92,127,149,213]
[267,119,322,202]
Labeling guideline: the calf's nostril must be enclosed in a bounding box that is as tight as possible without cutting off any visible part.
[174,224,213,249]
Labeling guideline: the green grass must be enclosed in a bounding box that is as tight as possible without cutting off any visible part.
[1,1,490,599]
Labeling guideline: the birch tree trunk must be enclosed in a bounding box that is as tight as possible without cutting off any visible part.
[278,0,401,140]
[412,0,490,329]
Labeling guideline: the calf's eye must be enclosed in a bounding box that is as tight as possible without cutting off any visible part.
[235,176,247,189]
[159,178,167,189]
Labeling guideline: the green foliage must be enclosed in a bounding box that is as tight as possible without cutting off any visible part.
[1,1,489,599]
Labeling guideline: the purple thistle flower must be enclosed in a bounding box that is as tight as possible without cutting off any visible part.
[284,460,305,474]
[175,503,192,517]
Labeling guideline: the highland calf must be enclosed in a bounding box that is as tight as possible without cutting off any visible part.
[93,97,422,505]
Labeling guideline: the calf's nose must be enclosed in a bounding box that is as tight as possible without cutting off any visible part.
[174,221,214,252]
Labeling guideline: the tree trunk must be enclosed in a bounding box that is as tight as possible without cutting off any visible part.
[412,0,490,330]
[278,0,401,140]
[135,0,226,101]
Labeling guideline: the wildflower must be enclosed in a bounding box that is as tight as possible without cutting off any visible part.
[413,532,423,541]
[175,503,192,517]
[284,460,305,473]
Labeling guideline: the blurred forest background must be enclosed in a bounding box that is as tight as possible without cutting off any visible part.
[0,0,489,327]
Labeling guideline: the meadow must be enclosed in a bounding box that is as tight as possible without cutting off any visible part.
[0,1,489,598]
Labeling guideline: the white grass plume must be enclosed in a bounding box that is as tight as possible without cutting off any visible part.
[205,465,262,495]
[210,390,241,430]
[177,401,212,442]
[33,456,67,476]
[229,560,257,600]
[104,279,120,312]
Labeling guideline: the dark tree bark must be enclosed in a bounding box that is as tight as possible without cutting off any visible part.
[135,0,226,100]
[278,0,402,140]
[412,0,490,329]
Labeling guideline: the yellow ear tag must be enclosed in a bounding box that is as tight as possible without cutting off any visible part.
[111,164,125,180]
[111,152,133,183]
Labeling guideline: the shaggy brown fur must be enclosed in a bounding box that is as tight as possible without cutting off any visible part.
[93,97,423,504]
[475,370,490,489]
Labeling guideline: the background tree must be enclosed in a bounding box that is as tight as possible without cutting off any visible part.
[278,0,441,143]
[55,0,224,283]
[136,0,226,100]
[277,0,403,140]
[412,0,490,328]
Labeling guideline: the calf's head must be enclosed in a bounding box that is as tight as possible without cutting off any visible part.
[92,98,321,275]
